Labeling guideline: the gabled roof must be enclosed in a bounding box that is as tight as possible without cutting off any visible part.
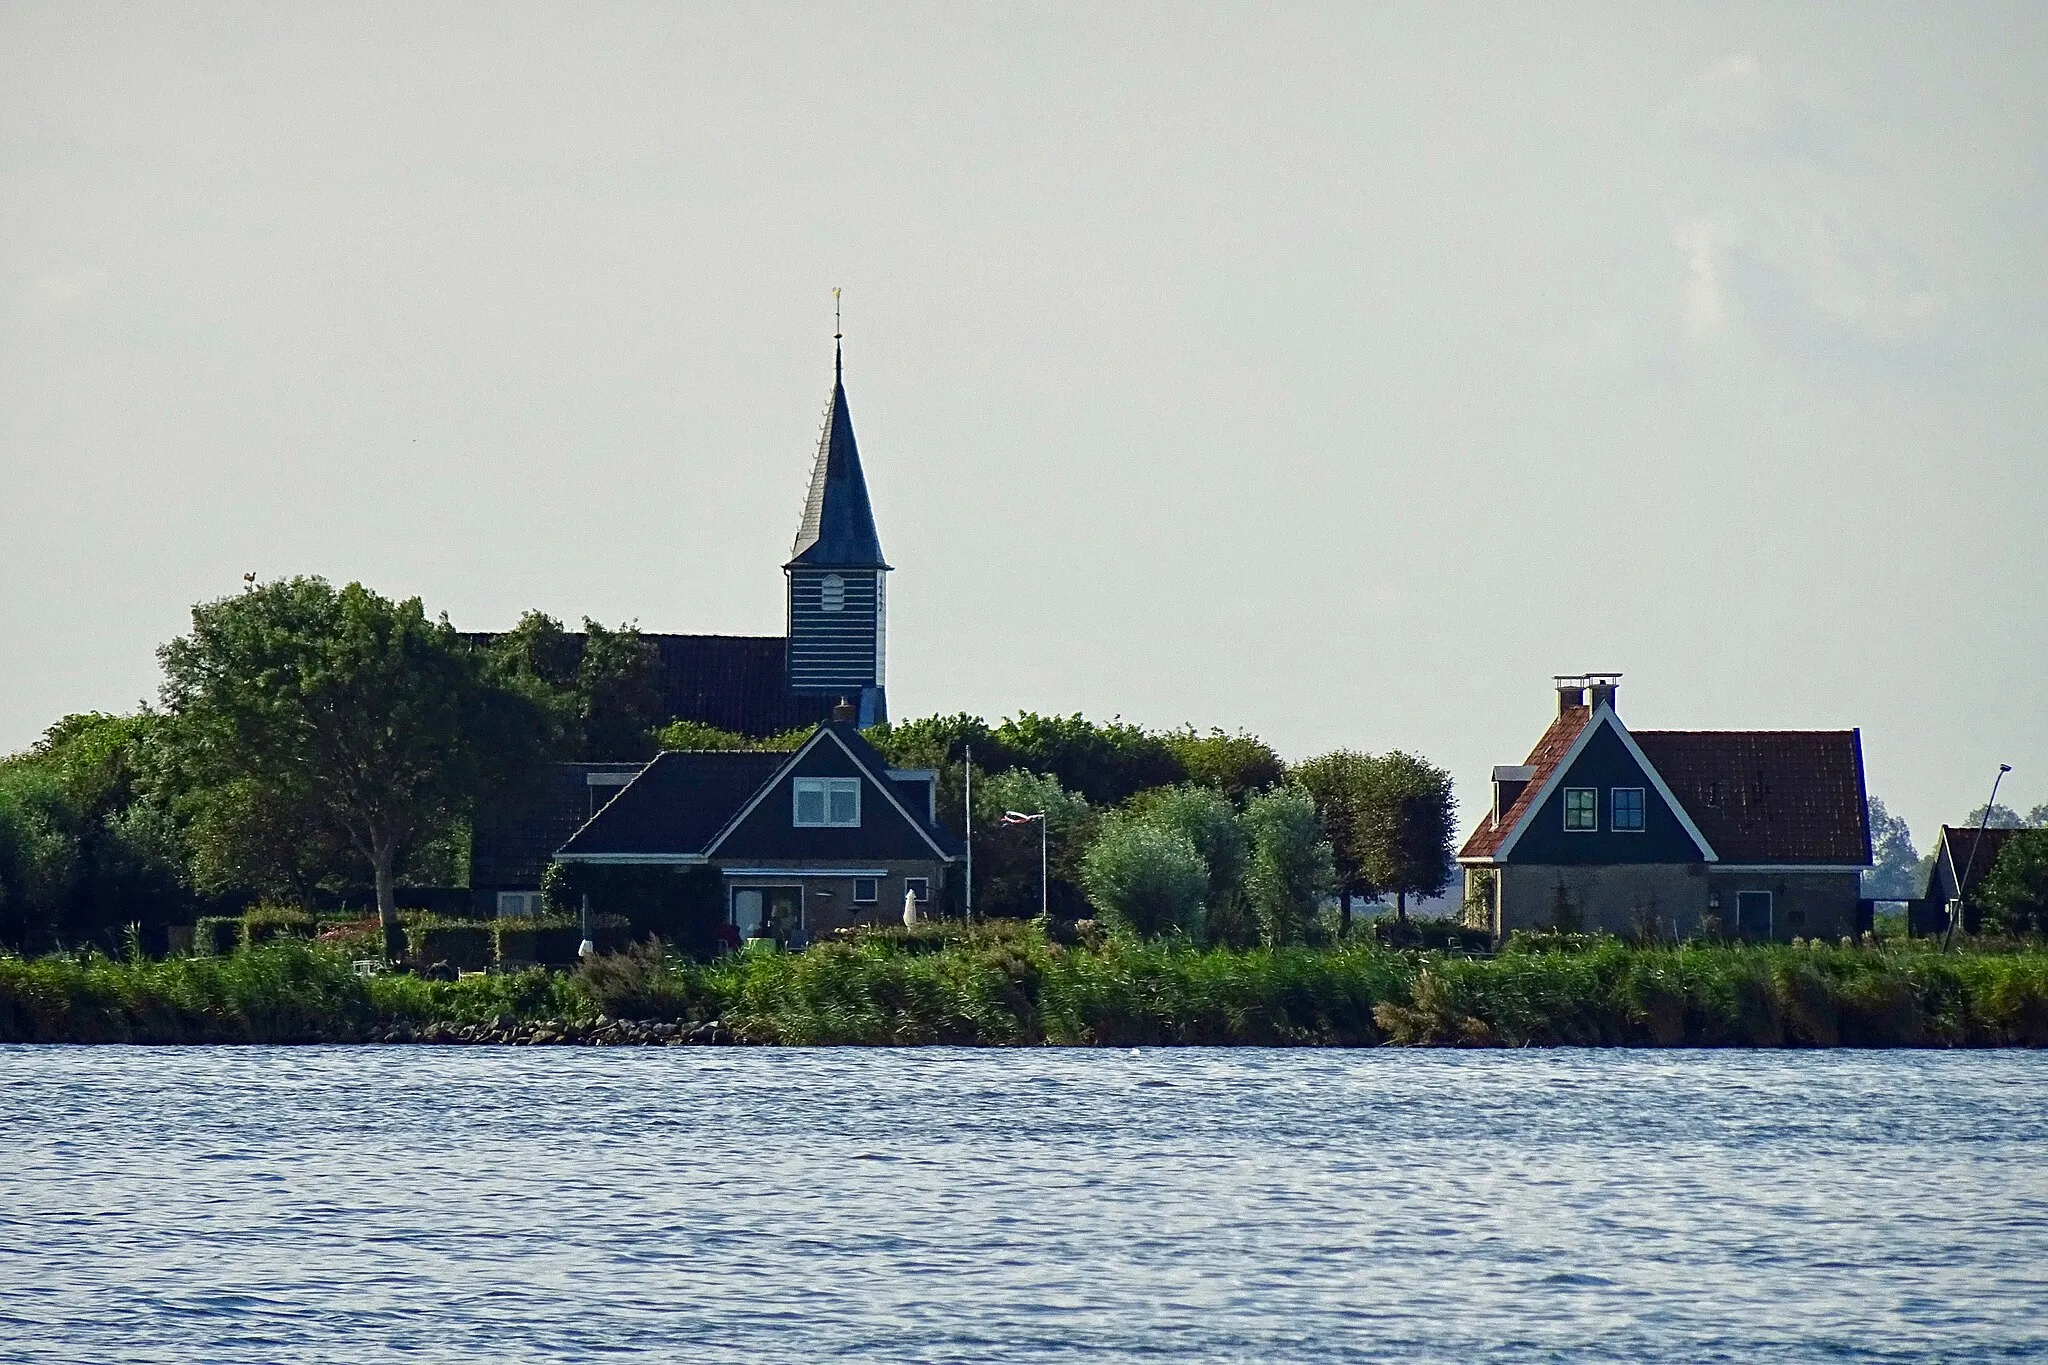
[701,721,960,860]
[787,347,889,570]
[554,751,786,861]
[1933,824,2026,898]
[1633,730,1869,865]
[1459,706,1592,860]
[472,762,650,886]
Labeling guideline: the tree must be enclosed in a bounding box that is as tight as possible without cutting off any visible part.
[1963,803,2026,830]
[1357,751,1456,923]
[1160,727,1286,801]
[1081,814,1209,939]
[488,611,663,759]
[1292,750,1378,936]
[2031,804,2048,829]
[1980,830,2048,937]
[992,712,1184,806]
[160,578,552,960]
[1129,784,1250,942]
[1240,785,1335,946]
[1862,796,1921,899]
[973,768,1095,918]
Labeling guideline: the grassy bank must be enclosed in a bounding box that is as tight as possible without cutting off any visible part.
[4,927,2046,1047]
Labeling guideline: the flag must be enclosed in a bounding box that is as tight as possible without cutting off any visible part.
[1001,811,1039,826]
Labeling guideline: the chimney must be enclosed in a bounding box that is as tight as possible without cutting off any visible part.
[831,697,856,724]
[1554,676,1586,715]
[1587,673,1621,713]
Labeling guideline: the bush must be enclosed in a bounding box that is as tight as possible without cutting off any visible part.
[193,916,241,957]
[1081,815,1209,939]
[242,905,314,947]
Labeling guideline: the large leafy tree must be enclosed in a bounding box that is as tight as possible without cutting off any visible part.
[1980,830,2048,937]
[1356,751,1456,923]
[1862,797,1921,899]
[1081,814,1209,940]
[160,577,552,959]
[1292,750,1378,935]
[1240,785,1335,946]
[1161,727,1286,801]
[489,611,663,759]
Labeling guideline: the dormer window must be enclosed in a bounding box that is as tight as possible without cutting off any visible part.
[794,777,860,827]
[821,574,846,613]
[1564,787,1597,831]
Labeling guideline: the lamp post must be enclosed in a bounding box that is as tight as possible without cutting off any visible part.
[964,744,973,925]
[1002,810,1049,921]
[1948,763,2013,949]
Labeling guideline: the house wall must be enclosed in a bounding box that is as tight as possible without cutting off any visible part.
[718,737,948,862]
[1495,862,1710,938]
[1705,870,1863,940]
[720,859,949,938]
[1508,723,1705,866]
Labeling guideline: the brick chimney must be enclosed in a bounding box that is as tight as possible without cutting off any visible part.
[1587,673,1621,712]
[831,697,857,723]
[1554,676,1586,715]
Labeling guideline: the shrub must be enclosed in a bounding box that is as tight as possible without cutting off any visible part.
[1241,786,1336,946]
[1081,815,1209,939]
[193,916,241,957]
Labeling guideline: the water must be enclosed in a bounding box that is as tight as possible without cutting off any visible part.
[2,1047,2044,1363]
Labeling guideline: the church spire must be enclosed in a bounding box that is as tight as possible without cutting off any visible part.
[787,322,888,570]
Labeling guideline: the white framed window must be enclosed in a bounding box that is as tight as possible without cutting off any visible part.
[794,777,861,828]
[1611,787,1645,831]
[904,877,930,903]
[853,877,879,903]
[821,574,846,613]
[1564,787,1597,831]
[497,891,544,918]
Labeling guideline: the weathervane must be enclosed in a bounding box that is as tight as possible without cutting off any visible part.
[833,287,842,341]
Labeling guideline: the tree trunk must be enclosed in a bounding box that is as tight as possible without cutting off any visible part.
[1339,890,1352,939]
[373,835,403,963]
[1396,889,1408,925]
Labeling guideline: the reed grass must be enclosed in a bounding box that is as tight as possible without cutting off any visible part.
[2,928,2043,1047]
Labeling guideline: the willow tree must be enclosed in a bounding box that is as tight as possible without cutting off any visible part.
[160,577,551,960]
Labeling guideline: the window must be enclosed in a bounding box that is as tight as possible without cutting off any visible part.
[903,877,930,903]
[1564,787,1597,831]
[794,777,861,827]
[853,877,879,904]
[497,891,543,918]
[821,574,846,613]
[1611,787,1645,831]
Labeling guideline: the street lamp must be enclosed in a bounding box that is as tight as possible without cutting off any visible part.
[1002,810,1050,920]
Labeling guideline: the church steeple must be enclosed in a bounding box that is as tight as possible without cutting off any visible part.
[787,341,888,570]
[784,323,890,725]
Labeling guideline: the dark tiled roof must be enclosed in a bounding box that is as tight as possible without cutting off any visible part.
[1935,825,2025,896]
[463,630,836,738]
[472,762,648,887]
[787,349,888,569]
[1633,730,1869,865]
[555,751,786,858]
[1459,707,1591,859]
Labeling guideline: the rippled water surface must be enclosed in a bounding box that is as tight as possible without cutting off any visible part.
[3,1047,2045,1362]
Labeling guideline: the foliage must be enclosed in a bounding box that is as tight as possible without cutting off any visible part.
[159,577,554,952]
[1127,785,1251,944]
[653,719,809,752]
[1159,727,1286,800]
[487,611,668,760]
[1980,830,2048,937]
[1354,751,1456,919]
[1963,803,2027,830]
[1862,796,1922,899]
[1292,750,1379,920]
[971,768,1096,918]
[1080,812,1210,940]
[1241,786,1336,946]
[990,712,1184,807]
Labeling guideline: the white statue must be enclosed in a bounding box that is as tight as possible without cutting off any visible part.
[903,885,921,927]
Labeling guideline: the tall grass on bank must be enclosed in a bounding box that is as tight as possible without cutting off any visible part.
[3,927,2045,1046]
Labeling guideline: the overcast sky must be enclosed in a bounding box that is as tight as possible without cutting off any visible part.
[2,3,2042,847]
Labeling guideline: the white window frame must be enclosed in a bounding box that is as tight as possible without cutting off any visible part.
[1563,787,1598,832]
[794,777,861,828]
[496,891,543,918]
[1611,787,1646,832]
[852,877,879,904]
[903,877,930,903]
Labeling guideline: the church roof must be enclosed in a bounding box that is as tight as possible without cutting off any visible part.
[787,346,889,570]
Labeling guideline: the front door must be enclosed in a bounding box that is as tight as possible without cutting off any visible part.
[1735,890,1773,939]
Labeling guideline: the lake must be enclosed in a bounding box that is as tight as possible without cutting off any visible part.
[1,1047,2043,1362]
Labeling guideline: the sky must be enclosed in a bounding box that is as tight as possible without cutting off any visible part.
[2,3,2043,850]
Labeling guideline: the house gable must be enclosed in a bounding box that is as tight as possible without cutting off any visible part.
[1503,717,1710,866]
[708,727,954,862]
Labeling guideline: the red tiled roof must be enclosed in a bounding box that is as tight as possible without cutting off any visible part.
[1935,825,2025,896]
[1632,730,1869,865]
[1458,706,1590,859]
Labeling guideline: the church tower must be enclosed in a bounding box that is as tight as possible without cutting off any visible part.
[785,341,889,726]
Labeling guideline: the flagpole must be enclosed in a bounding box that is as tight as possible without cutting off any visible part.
[1039,814,1048,921]
[964,744,973,924]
